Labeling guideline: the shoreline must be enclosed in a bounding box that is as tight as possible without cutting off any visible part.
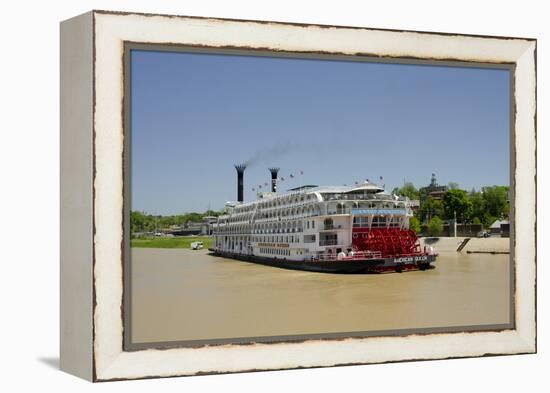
[130,235,510,254]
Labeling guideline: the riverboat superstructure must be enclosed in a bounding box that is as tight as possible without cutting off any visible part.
[210,167,436,273]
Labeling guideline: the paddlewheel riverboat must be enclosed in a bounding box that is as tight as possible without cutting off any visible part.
[209,166,436,273]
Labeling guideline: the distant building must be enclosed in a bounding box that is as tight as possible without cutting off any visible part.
[201,216,218,235]
[420,173,448,200]
[164,216,218,236]
[489,219,510,237]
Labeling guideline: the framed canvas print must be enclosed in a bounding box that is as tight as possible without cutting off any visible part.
[60,10,536,381]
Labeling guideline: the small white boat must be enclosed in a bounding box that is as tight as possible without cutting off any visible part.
[190,241,204,250]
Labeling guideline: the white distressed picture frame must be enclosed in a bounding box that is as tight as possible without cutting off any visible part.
[60,10,536,381]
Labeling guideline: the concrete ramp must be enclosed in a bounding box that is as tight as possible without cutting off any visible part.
[418,237,510,254]
[462,237,510,254]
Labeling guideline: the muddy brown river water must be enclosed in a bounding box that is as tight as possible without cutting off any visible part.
[130,245,511,345]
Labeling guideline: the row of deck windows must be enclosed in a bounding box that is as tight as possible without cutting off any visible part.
[259,248,291,256]
[229,193,318,216]
[214,221,306,235]
[216,235,302,244]
[253,235,300,243]
[217,203,319,226]
[220,199,406,225]
[353,216,402,228]
[256,193,317,210]
[217,214,407,235]
[215,215,402,234]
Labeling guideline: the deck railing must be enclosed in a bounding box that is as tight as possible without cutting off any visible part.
[310,250,431,262]
[312,250,383,261]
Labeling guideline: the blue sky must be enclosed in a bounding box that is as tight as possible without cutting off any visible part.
[131,50,510,215]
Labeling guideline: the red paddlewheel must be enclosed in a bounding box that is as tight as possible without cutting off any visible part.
[352,228,421,257]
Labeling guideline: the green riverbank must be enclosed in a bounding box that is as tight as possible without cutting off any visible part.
[131,236,213,249]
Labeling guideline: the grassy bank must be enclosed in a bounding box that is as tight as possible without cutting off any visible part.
[131,236,213,249]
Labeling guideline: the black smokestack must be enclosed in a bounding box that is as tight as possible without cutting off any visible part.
[269,167,279,192]
[235,164,246,202]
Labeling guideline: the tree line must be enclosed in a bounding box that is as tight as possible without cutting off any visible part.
[131,183,509,237]
[130,210,221,234]
[392,183,509,236]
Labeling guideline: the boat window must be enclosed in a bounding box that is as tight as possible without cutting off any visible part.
[353,216,369,228]
[372,215,387,228]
